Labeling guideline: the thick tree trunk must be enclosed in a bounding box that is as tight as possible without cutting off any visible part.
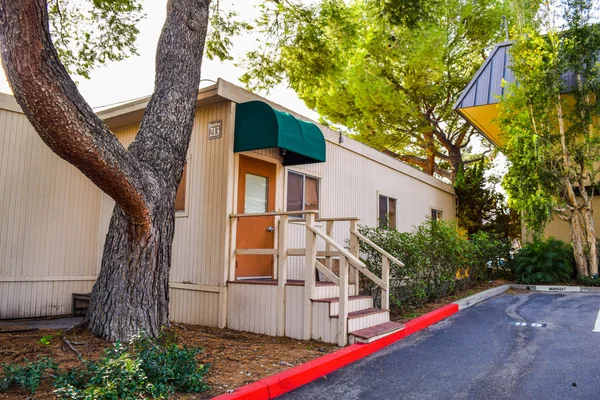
[86,205,174,340]
[571,211,589,277]
[582,205,598,276]
[0,0,210,341]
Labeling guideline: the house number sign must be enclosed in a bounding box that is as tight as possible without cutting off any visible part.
[208,120,222,140]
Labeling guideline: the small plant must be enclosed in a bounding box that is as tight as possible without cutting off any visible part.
[511,237,574,284]
[0,356,57,394]
[54,330,209,399]
[39,334,53,345]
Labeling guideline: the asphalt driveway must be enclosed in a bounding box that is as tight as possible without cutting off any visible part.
[280,292,600,400]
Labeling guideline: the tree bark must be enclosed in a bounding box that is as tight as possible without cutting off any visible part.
[0,0,210,341]
[571,211,589,276]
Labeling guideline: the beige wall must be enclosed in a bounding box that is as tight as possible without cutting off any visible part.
[0,100,102,318]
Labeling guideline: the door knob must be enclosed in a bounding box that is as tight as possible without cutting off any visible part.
[266,226,274,232]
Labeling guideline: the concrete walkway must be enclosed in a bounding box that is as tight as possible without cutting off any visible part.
[0,316,83,330]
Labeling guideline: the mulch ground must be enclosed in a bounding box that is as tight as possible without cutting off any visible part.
[0,323,337,399]
[0,279,514,399]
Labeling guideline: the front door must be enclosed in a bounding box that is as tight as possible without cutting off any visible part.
[236,155,277,279]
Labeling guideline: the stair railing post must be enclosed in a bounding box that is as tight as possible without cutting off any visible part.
[304,212,317,340]
[381,256,390,310]
[277,215,288,336]
[325,220,334,273]
[338,256,349,346]
[350,220,360,294]
[229,216,238,282]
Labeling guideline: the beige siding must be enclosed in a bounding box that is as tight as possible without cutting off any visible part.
[227,283,278,335]
[284,139,456,280]
[169,287,220,327]
[0,104,102,318]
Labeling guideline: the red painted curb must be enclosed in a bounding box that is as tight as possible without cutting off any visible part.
[212,303,459,399]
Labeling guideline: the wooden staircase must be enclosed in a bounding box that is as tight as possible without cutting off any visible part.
[229,210,406,346]
[311,289,405,344]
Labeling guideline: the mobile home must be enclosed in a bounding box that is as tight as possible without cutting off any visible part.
[0,79,455,345]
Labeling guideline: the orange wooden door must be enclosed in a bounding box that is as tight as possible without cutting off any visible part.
[236,156,277,278]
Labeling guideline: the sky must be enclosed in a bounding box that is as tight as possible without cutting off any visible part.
[0,0,319,120]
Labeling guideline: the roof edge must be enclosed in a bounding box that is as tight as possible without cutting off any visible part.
[453,41,513,111]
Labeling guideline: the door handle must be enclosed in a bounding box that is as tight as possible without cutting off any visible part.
[266,226,274,232]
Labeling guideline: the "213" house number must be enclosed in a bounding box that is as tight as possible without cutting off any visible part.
[208,120,222,140]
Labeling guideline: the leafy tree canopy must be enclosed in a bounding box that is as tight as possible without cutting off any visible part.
[235,0,512,181]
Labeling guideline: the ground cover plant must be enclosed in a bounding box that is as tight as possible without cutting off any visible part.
[359,218,511,308]
[0,331,210,399]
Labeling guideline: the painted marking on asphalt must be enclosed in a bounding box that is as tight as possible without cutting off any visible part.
[513,322,547,328]
[593,310,600,332]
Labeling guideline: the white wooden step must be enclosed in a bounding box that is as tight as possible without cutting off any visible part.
[339,308,390,332]
[313,283,357,299]
[313,295,373,316]
[348,321,405,344]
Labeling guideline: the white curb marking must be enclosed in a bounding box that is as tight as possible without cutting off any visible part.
[593,310,600,332]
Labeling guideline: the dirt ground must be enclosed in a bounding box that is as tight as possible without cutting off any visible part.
[0,279,513,399]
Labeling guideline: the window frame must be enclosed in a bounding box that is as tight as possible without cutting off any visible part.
[378,193,397,229]
[431,208,443,222]
[285,169,321,218]
[175,157,191,218]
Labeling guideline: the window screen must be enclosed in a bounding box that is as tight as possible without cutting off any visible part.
[304,176,319,211]
[379,195,397,229]
[431,209,443,221]
[287,172,304,212]
[287,171,320,216]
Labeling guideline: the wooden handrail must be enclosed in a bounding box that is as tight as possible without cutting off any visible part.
[351,230,405,267]
[305,224,386,289]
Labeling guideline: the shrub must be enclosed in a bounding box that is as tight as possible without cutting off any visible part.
[359,218,511,308]
[54,331,209,399]
[0,356,57,394]
[510,237,573,284]
[578,275,600,286]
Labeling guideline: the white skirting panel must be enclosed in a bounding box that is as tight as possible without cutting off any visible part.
[227,283,278,336]
[169,288,220,327]
[0,280,95,319]
[285,285,304,340]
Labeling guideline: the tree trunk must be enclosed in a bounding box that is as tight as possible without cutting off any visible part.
[86,205,174,340]
[0,0,210,341]
[571,211,589,277]
[582,205,598,276]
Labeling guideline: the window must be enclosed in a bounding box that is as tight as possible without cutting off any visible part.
[175,162,188,212]
[378,195,396,229]
[431,208,443,221]
[287,171,319,216]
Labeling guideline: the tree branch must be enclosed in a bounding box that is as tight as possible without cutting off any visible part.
[464,150,491,165]
[0,0,151,224]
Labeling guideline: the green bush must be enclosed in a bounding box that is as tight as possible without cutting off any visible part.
[578,275,600,286]
[358,218,511,308]
[0,356,57,394]
[510,237,573,284]
[54,331,209,399]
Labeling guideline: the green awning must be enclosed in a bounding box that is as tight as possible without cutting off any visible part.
[234,101,326,166]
